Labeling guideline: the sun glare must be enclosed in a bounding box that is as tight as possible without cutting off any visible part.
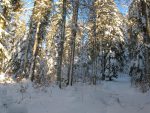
[0,73,15,84]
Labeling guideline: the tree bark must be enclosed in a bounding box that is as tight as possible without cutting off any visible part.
[29,22,41,81]
[24,0,52,79]
[68,0,79,86]
[144,0,150,79]
[56,0,67,88]
[90,0,97,85]
[23,1,38,76]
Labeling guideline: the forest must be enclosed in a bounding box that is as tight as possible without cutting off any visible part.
[0,0,150,113]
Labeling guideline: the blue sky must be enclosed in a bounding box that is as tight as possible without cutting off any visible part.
[23,0,129,14]
[115,0,131,15]
[117,4,128,15]
[22,0,129,24]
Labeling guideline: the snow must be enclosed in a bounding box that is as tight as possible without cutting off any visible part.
[0,73,150,113]
[0,73,5,81]
[0,73,14,84]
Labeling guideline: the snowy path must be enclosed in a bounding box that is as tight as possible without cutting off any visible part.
[0,74,150,113]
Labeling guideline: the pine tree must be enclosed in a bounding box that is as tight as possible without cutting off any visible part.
[128,0,150,91]
[67,0,79,86]
[93,0,126,80]
[22,0,52,82]
[88,0,98,84]
[0,0,23,73]
[56,0,67,88]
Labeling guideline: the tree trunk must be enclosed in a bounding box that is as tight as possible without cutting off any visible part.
[90,0,97,85]
[29,22,41,81]
[24,0,51,79]
[57,0,67,88]
[68,0,79,86]
[23,1,38,76]
[145,0,150,79]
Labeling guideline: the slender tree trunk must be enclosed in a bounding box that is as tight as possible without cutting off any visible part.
[23,1,38,76]
[145,0,150,39]
[57,0,67,88]
[68,0,79,86]
[29,22,41,81]
[144,0,150,79]
[91,0,97,85]
[24,0,51,79]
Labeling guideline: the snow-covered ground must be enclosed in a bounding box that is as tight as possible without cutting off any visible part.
[0,73,150,113]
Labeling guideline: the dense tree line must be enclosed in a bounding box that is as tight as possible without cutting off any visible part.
[128,0,150,92]
[0,0,150,91]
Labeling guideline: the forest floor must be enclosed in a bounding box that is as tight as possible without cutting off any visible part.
[0,73,150,113]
